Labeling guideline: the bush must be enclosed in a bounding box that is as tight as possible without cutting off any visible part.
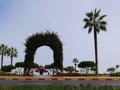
[64,66,76,73]
[0,73,20,76]
[1,65,15,72]
[110,72,120,77]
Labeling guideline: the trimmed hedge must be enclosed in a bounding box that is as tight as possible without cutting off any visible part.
[1,65,15,72]
[24,31,63,70]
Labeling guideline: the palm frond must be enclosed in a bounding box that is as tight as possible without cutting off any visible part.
[83,18,90,28]
[88,26,92,34]
[83,18,93,29]
[83,23,89,28]
[98,15,106,21]
[84,22,93,29]
[83,8,107,34]
[83,18,89,22]
[7,47,18,57]
[94,8,97,13]
[94,9,101,19]
[100,21,107,25]
[86,11,93,18]
[97,9,101,14]
[0,44,8,55]
[99,25,107,31]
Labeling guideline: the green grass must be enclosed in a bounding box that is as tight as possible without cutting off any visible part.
[0,85,119,90]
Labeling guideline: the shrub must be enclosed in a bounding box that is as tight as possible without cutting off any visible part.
[110,72,120,77]
[1,65,15,72]
[64,66,76,73]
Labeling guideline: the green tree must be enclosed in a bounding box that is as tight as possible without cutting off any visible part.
[0,44,8,69]
[83,9,107,76]
[72,58,79,72]
[15,62,25,75]
[15,62,39,75]
[115,65,119,72]
[64,66,75,73]
[107,67,115,74]
[15,62,25,68]
[78,61,95,74]
[7,47,18,65]
[15,62,39,68]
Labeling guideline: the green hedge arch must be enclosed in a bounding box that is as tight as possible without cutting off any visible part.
[24,31,63,71]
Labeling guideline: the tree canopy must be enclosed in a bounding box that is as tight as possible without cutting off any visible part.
[78,61,95,74]
[107,67,115,74]
[64,66,75,73]
[78,61,95,68]
[15,62,39,68]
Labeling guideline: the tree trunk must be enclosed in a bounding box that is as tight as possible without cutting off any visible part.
[94,29,98,76]
[1,53,3,69]
[11,56,13,65]
[75,63,76,72]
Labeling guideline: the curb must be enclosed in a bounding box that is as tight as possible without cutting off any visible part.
[0,77,120,81]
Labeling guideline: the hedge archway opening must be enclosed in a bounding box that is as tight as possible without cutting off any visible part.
[34,46,53,66]
[24,31,63,72]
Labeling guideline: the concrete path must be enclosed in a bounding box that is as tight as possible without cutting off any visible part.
[0,76,120,81]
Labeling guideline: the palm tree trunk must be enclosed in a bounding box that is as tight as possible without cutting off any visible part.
[1,53,3,69]
[94,29,98,76]
[75,63,76,72]
[11,56,13,65]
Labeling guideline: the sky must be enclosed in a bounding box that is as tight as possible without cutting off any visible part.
[0,0,120,73]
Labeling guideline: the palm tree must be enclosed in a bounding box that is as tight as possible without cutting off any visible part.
[72,58,79,72]
[0,44,8,69]
[7,47,18,65]
[83,8,107,76]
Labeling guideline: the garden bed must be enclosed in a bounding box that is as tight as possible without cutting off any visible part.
[55,72,96,77]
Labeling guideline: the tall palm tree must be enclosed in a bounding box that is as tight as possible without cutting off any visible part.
[0,44,8,69]
[7,47,18,65]
[83,8,107,76]
[72,58,79,72]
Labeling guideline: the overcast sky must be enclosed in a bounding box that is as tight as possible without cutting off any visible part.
[0,0,120,73]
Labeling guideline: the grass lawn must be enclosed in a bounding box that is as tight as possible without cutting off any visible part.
[0,85,119,90]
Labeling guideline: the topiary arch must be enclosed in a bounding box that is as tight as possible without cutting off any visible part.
[24,31,63,71]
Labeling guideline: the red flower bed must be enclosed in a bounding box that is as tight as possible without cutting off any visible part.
[55,72,96,77]
[55,72,81,76]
